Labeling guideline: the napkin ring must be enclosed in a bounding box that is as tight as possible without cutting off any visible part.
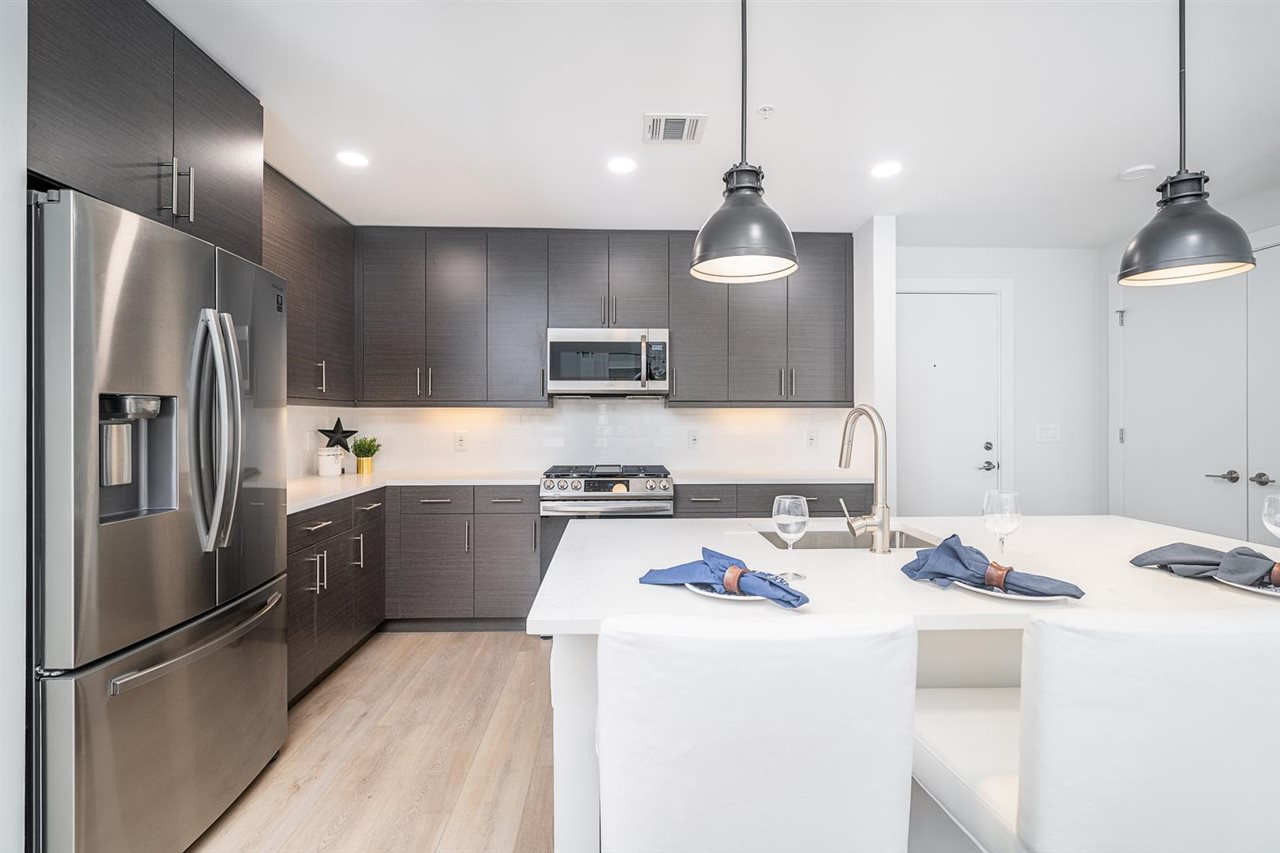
[723,565,749,595]
[1271,563,1280,587]
[985,562,1012,591]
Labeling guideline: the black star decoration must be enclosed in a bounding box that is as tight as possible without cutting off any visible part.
[318,418,357,453]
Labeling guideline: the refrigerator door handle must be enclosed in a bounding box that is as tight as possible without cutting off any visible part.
[193,310,232,552]
[215,312,244,548]
[108,592,282,696]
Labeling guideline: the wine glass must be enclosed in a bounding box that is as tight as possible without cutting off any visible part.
[772,495,809,582]
[982,490,1022,557]
[1262,494,1280,541]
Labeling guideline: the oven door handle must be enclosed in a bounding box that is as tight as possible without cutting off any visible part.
[539,500,674,517]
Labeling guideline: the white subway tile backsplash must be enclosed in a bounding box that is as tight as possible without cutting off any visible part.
[288,400,867,481]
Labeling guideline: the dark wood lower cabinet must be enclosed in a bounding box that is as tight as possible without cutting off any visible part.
[313,534,354,679]
[394,514,475,618]
[285,547,320,702]
[352,519,386,639]
[474,514,540,617]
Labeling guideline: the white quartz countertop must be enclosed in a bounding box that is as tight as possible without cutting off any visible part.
[526,515,1278,634]
[288,469,871,513]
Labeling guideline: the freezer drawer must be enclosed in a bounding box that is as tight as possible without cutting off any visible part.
[40,576,287,853]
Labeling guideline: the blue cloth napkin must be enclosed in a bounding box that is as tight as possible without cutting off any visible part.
[640,547,810,609]
[1131,542,1278,587]
[901,534,1085,598]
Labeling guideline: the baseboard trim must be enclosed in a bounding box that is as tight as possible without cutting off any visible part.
[380,617,528,634]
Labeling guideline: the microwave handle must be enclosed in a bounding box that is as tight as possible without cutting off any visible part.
[640,334,648,389]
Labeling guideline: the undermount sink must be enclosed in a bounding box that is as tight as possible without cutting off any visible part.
[757,529,934,551]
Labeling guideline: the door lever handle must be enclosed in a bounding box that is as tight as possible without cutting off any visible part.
[1205,470,1241,483]
[977,461,999,472]
[1248,472,1274,486]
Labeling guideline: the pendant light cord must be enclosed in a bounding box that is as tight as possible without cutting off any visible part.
[1178,0,1186,172]
[740,0,748,165]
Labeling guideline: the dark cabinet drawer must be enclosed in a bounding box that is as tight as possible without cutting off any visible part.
[674,485,738,516]
[352,488,387,524]
[475,485,539,513]
[287,498,353,553]
[400,486,474,514]
[734,483,873,517]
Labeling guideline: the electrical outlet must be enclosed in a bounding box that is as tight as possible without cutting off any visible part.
[453,430,468,452]
[687,429,700,449]
[805,429,818,450]
[1035,424,1061,443]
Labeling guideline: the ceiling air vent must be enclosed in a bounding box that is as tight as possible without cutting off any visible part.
[644,113,706,144]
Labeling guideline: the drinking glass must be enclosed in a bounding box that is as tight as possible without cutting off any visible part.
[982,490,1022,557]
[772,495,809,582]
[1262,494,1280,541]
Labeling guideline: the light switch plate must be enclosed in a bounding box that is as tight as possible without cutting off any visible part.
[805,429,818,450]
[1035,424,1061,443]
[453,430,468,451]
[687,429,700,449]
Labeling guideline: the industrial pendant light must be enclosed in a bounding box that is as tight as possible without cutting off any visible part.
[690,0,797,284]
[1118,0,1255,286]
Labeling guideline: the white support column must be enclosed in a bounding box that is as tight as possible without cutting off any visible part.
[853,215,898,506]
[550,634,601,853]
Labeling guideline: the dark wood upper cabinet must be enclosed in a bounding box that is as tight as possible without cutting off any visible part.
[786,233,849,402]
[487,231,548,402]
[265,166,355,403]
[28,0,175,222]
[668,232,728,402]
[360,227,426,402]
[728,280,788,401]
[172,32,263,263]
[424,230,488,402]
[549,231,609,327]
[608,232,668,328]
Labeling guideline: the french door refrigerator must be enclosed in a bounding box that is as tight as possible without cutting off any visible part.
[30,190,288,853]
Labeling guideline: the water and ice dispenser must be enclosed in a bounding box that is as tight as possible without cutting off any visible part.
[98,394,178,523]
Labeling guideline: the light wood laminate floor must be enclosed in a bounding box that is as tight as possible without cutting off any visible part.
[190,631,553,853]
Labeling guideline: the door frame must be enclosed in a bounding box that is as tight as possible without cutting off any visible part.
[896,279,1017,494]
[1107,223,1280,516]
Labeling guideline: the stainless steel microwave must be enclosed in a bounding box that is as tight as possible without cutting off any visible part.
[546,328,669,396]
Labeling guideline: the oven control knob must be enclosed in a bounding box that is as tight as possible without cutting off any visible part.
[645,479,656,491]
[658,479,670,491]
[542,478,555,490]
[557,480,568,490]
[570,480,582,490]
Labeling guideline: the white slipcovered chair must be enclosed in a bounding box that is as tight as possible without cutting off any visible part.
[596,613,918,853]
[913,610,1280,853]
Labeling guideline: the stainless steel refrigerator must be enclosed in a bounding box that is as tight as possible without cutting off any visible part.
[30,190,288,853]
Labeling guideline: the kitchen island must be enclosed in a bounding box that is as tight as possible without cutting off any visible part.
[528,514,1277,853]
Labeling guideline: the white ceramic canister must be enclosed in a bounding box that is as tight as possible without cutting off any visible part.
[317,446,344,477]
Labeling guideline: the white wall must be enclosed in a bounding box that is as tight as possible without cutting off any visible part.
[287,403,869,481]
[853,215,898,505]
[1,1,27,847]
[897,247,1107,514]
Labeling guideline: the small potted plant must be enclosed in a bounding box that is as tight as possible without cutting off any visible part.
[351,436,382,475]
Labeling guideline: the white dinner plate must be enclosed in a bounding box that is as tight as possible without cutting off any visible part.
[950,580,1074,603]
[1213,577,1280,597]
[684,572,790,602]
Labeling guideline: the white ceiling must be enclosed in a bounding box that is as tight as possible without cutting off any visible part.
[152,0,1280,248]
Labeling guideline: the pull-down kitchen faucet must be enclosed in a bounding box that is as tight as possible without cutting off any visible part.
[837,404,892,554]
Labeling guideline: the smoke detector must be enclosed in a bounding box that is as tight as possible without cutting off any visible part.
[643,113,707,144]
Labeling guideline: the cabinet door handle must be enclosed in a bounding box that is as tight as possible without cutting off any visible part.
[611,296,618,325]
[322,550,329,590]
[316,360,327,393]
[464,520,471,553]
[161,158,180,215]
[803,496,820,502]
[490,498,523,503]
[790,368,796,397]
[359,502,383,511]
[600,295,607,326]
[419,498,453,504]
[689,497,722,503]
[416,367,422,397]
[186,165,196,223]
[353,533,365,568]
[305,554,322,592]
[540,367,546,397]
[778,368,785,397]
[533,518,538,552]
[428,367,433,397]
[303,519,333,532]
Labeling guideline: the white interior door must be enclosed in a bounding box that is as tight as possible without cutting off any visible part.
[1121,274,1248,538]
[1247,246,1280,544]
[897,292,1001,516]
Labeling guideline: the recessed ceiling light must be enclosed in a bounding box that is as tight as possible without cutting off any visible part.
[870,160,902,178]
[1117,164,1157,181]
[336,150,369,167]
[607,156,637,174]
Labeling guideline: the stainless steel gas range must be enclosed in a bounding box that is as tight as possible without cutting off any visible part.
[538,465,674,517]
